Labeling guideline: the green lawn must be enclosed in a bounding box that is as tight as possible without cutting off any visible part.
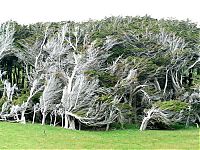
[0,122,199,149]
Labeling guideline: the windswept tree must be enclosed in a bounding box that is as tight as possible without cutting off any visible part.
[42,23,123,129]
[0,22,15,60]
[16,25,51,122]
[40,74,63,125]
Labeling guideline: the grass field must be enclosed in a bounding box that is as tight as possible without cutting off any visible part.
[0,122,199,149]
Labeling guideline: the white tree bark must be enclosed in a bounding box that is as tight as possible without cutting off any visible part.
[140,107,156,131]
[163,69,169,95]
[0,22,15,60]
[42,111,46,125]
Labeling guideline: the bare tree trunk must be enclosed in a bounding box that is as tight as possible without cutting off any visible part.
[155,77,161,91]
[54,113,57,126]
[13,64,17,84]
[42,112,46,125]
[106,123,110,131]
[32,110,36,124]
[186,106,191,127]
[3,84,6,97]
[140,116,150,131]
[180,75,183,86]
[64,113,76,130]
[186,115,190,127]
[163,69,169,95]
[140,108,155,131]
[61,114,64,128]
[50,114,53,126]
[15,113,19,122]
[20,110,26,124]
[194,113,200,123]
[17,66,20,86]
[79,122,81,130]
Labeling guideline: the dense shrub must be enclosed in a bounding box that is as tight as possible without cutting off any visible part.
[154,100,188,112]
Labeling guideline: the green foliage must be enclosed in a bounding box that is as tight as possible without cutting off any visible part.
[0,97,7,111]
[152,54,171,66]
[154,100,188,112]
[98,72,118,87]
[31,92,42,104]
[191,69,200,88]
[107,45,130,63]
[13,93,29,105]
[75,110,87,117]
[117,103,132,110]
[85,70,118,87]
[98,94,113,103]
[20,88,29,94]
[84,70,98,76]
[13,91,42,105]
[138,59,158,81]
[144,86,157,96]
[94,38,104,47]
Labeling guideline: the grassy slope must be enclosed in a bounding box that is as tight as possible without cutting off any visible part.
[0,122,199,149]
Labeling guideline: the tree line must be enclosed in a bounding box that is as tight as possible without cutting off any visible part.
[0,16,200,131]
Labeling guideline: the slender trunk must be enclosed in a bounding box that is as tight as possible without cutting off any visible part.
[20,110,26,124]
[106,123,110,131]
[186,115,190,127]
[54,113,57,126]
[140,116,150,131]
[163,69,169,95]
[194,113,200,123]
[42,112,46,125]
[15,113,19,122]
[180,75,183,86]
[79,122,81,130]
[171,71,180,93]
[61,114,64,128]
[13,64,17,84]
[17,66,20,86]
[50,114,53,126]
[186,106,191,127]
[32,110,36,124]
[155,77,161,91]
[3,84,6,97]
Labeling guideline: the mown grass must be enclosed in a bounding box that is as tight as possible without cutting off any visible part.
[0,122,199,149]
